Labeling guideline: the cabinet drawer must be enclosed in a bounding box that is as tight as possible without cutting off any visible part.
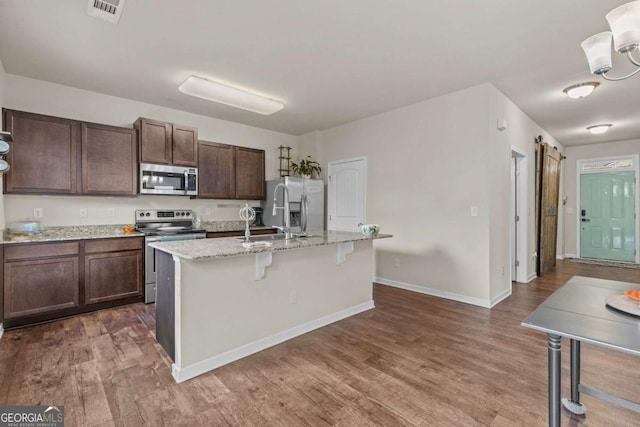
[4,241,79,261]
[85,237,143,253]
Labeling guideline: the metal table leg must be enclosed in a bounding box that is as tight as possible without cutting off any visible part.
[562,339,587,415]
[548,334,561,427]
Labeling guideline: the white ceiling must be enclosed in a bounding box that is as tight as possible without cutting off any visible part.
[0,0,638,146]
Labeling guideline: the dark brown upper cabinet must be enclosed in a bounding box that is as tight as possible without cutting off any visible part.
[135,118,198,166]
[235,147,265,200]
[198,141,265,200]
[82,123,137,196]
[198,141,235,199]
[3,110,80,194]
[2,109,139,197]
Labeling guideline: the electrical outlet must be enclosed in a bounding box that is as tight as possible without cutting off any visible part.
[107,208,115,217]
[500,266,505,276]
[33,208,43,218]
[471,206,479,217]
[393,257,400,267]
[289,290,297,304]
[80,208,88,218]
[205,208,211,216]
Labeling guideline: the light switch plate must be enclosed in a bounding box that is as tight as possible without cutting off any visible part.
[80,208,88,218]
[33,208,43,218]
[471,206,479,217]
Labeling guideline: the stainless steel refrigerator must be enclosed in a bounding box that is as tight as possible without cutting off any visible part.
[261,177,325,234]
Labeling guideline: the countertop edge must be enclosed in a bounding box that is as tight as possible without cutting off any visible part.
[150,233,392,261]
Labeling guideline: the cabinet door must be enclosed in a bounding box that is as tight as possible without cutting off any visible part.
[85,250,143,304]
[235,147,265,199]
[136,118,172,165]
[4,257,79,319]
[82,123,137,196]
[198,141,235,199]
[3,110,80,194]
[172,125,198,166]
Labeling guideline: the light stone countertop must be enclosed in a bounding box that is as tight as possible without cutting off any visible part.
[0,221,275,244]
[1,224,144,244]
[201,221,274,233]
[150,231,392,261]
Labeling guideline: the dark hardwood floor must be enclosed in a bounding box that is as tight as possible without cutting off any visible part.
[2,260,640,426]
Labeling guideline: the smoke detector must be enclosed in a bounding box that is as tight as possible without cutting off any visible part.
[87,0,126,24]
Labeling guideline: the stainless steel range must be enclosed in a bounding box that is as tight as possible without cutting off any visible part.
[136,209,206,303]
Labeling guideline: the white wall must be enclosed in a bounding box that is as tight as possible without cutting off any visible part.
[488,87,562,296]
[310,83,560,307]
[563,138,640,257]
[3,74,298,225]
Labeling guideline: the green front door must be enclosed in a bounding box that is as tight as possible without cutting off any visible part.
[580,171,636,261]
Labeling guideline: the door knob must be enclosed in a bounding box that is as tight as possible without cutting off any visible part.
[581,218,591,222]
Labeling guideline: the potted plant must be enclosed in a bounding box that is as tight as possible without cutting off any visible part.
[291,155,322,178]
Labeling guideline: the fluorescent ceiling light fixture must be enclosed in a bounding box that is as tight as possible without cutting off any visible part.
[563,82,600,98]
[178,76,284,115]
[581,1,640,80]
[587,124,613,134]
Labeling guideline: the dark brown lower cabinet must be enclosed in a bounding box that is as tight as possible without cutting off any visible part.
[4,257,79,319]
[85,251,142,304]
[2,237,144,329]
[206,229,277,239]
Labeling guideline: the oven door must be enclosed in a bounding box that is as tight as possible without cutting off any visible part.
[144,233,206,303]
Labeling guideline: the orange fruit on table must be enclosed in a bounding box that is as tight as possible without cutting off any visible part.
[624,290,640,301]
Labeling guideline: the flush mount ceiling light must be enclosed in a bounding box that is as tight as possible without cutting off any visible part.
[563,82,600,98]
[587,124,613,134]
[581,1,640,81]
[178,76,284,115]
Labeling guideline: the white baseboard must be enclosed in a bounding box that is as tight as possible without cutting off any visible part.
[564,253,577,259]
[374,276,492,308]
[0,323,4,341]
[556,254,565,260]
[172,300,375,383]
[526,273,537,282]
[490,288,512,308]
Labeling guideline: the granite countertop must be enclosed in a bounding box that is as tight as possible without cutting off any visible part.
[0,221,273,244]
[1,224,144,244]
[149,231,392,261]
[201,221,273,233]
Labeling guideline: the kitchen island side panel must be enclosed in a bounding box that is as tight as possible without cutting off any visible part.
[176,240,374,369]
[155,250,175,361]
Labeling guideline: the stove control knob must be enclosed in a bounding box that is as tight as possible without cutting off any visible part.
[145,212,151,217]
[186,212,191,217]
[139,212,145,217]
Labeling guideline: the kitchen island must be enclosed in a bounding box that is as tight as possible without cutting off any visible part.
[150,231,391,383]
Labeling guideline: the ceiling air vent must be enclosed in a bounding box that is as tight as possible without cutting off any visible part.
[86,0,126,24]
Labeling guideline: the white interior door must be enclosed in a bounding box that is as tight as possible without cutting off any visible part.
[328,157,366,231]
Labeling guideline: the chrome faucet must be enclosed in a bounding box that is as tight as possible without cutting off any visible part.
[272,183,292,239]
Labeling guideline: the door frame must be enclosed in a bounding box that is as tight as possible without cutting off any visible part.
[327,156,367,231]
[576,154,640,263]
[510,146,528,283]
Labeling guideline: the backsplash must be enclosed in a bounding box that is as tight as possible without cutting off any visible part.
[3,194,261,226]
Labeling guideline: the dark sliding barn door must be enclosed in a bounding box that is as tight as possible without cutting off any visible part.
[535,137,563,276]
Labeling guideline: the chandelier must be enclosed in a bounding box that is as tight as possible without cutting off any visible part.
[581,1,640,81]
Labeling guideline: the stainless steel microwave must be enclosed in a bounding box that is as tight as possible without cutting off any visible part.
[139,163,198,196]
